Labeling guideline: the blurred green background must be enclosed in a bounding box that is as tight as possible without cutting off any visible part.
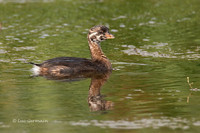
[0,0,200,133]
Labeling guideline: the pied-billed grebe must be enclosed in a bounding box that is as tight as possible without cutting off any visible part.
[30,25,114,77]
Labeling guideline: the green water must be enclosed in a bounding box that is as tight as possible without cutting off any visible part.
[1,0,200,132]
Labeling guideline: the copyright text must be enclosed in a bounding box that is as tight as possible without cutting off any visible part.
[12,119,48,123]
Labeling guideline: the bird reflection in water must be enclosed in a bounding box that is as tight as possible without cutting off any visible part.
[33,71,113,111]
[88,71,113,111]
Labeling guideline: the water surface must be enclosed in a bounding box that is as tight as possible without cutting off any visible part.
[0,0,200,133]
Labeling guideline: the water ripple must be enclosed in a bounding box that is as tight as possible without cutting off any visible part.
[14,46,36,51]
[122,44,200,60]
[112,61,147,66]
[111,15,127,21]
[69,117,199,130]
[0,0,54,3]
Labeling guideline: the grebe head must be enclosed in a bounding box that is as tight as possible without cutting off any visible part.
[88,25,115,44]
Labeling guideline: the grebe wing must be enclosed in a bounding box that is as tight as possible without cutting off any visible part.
[40,57,94,68]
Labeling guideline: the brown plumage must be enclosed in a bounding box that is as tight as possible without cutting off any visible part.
[30,25,114,79]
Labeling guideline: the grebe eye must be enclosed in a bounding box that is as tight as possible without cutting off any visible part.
[100,36,104,40]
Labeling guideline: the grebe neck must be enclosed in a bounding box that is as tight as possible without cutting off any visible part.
[87,35,112,70]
